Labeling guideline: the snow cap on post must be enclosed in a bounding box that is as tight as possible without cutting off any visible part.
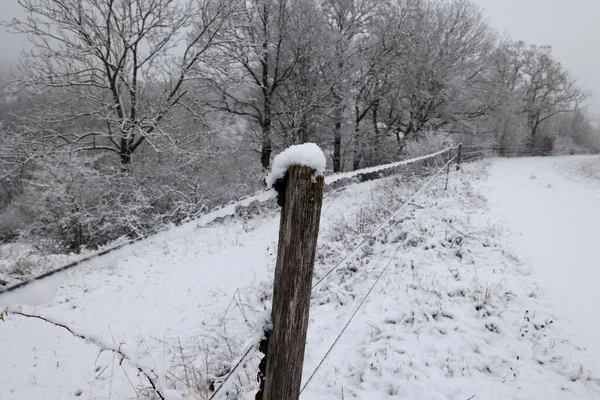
[266,143,326,188]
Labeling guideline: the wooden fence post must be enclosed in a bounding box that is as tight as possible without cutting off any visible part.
[456,143,463,171]
[263,165,324,400]
[444,147,452,190]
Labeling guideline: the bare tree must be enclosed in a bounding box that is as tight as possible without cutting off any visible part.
[384,0,495,151]
[4,0,240,165]
[520,45,589,145]
[480,39,530,149]
[319,0,379,172]
[272,0,331,148]
[205,0,309,170]
[348,0,415,169]
[486,40,590,151]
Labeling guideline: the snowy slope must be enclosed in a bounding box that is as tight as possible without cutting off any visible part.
[2,166,445,400]
[1,158,600,400]
[0,148,449,290]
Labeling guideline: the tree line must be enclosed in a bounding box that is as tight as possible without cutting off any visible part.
[0,0,597,251]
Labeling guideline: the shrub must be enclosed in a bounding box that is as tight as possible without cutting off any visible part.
[403,131,455,159]
[552,136,590,156]
[21,153,156,252]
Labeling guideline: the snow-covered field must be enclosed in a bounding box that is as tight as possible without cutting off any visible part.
[2,156,600,400]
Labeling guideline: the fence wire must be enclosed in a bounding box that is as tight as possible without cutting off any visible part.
[300,155,457,395]
[312,152,456,290]
[0,147,455,296]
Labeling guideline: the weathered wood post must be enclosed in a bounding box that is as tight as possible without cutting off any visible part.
[444,147,453,190]
[263,163,325,400]
[456,143,463,171]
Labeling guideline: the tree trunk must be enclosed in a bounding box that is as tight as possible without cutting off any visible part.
[261,96,273,170]
[396,122,414,155]
[527,112,541,153]
[353,103,362,170]
[260,13,272,171]
[332,93,343,172]
[119,138,133,165]
[298,112,309,144]
[370,99,381,165]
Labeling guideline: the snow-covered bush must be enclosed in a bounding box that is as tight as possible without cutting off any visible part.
[21,153,156,252]
[131,138,264,225]
[552,135,590,156]
[0,130,265,253]
[403,131,455,159]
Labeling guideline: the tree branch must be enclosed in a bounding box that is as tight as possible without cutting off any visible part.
[1,308,171,400]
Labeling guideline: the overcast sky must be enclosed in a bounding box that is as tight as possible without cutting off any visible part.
[0,1,30,72]
[1,0,599,111]
[471,0,600,113]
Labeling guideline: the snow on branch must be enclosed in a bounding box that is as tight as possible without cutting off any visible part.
[265,143,326,188]
[0,308,180,400]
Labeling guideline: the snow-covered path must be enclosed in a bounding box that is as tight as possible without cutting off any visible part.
[482,156,600,365]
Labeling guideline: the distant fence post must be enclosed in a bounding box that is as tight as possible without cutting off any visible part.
[444,147,452,190]
[456,143,463,171]
[263,165,324,400]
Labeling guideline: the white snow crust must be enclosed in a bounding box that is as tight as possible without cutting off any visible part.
[265,143,326,187]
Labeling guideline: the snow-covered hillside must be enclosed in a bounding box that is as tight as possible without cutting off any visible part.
[0,148,450,290]
[2,157,600,400]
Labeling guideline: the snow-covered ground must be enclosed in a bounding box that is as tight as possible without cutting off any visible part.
[480,155,600,375]
[1,157,600,400]
[0,242,88,288]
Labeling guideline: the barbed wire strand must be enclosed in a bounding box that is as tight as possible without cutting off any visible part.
[300,242,401,395]
[462,144,533,149]
[312,152,458,290]
[462,149,488,155]
[300,164,445,394]
[208,345,255,400]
